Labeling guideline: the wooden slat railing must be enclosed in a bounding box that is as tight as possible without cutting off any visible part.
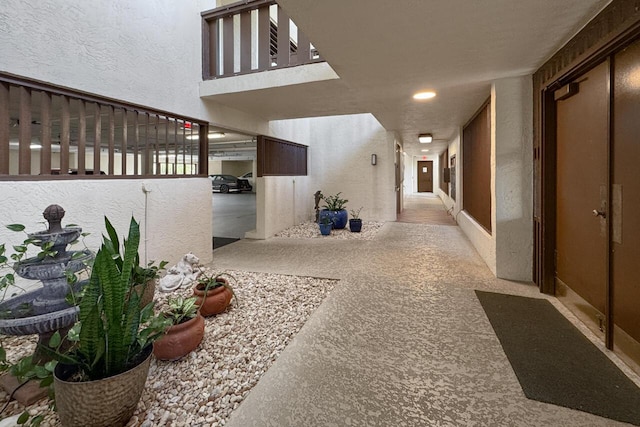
[202,0,324,80]
[0,72,209,179]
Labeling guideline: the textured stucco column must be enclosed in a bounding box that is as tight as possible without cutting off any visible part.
[492,76,533,281]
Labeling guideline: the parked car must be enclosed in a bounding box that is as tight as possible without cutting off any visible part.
[210,174,252,193]
[240,171,254,187]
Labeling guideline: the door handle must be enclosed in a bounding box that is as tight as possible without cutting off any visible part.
[592,209,606,218]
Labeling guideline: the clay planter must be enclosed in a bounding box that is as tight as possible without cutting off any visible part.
[54,345,152,427]
[193,279,233,317]
[153,313,205,361]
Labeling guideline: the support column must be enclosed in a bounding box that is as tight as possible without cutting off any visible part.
[493,76,534,281]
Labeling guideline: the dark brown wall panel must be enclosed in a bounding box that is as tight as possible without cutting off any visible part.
[257,135,307,176]
[439,149,449,194]
[463,101,491,233]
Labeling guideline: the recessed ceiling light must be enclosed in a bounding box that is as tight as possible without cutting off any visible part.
[413,91,436,100]
[418,134,433,143]
[185,134,199,140]
[421,149,429,152]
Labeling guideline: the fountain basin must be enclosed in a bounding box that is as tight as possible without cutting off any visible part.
[28,227,82,249]
[0,287,80,336]
[14,249,93,281]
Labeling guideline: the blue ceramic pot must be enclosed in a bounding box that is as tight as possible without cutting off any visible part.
[320,209,348,230]
[319,223,332,236]
[349,219,362,232]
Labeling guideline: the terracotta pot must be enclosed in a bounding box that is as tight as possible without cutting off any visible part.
[193,279,233,317]
[153,313,204,361]
[54,345,152,427]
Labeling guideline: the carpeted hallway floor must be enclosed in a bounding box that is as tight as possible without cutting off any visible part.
[208,197,640,426]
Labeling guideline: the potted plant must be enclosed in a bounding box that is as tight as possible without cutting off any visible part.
[49,217,169,427]
[153,296,205,361]
[320,192,349,229]
[318,215,333,236]
[349,207,363,233]
[193,272,235,317]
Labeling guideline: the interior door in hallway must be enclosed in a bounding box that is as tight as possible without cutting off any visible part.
[417,161,433,192]
[555,60,609,340]
[612,39,640,366]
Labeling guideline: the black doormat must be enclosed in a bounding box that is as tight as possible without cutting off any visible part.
[476,290,640,425]
[213,237,239,250]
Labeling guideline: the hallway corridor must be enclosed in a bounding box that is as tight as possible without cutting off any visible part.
[210,219,639,426]
[397,193,457,226]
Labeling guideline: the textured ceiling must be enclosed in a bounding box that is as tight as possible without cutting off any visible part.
[206,0,610,156]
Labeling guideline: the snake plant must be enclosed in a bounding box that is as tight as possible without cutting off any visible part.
[50,217,169,381]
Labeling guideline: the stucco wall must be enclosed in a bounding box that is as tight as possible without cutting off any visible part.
[270,113,397,225]
[0,0,218,120]
[0,179,213,270]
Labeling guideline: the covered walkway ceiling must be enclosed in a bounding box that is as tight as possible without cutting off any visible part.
[205,0,610,156]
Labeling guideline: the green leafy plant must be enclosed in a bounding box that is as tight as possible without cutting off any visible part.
[319,215,334,226]
[349,207,363,220]
[0,224,59,302]
[321,192,348,211]
[162,296,199,325]
[45,217,169,381]
[102,217,167,286]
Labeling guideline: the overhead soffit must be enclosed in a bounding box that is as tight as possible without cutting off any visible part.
[207,0,611,156]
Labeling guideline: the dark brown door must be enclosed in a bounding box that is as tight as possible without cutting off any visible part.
[612,40,640,363]
[417,161,433,192]
[555,60,609,338]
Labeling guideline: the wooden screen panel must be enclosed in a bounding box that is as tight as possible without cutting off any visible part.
[439,149,449,193]
[463,100,492,233]
[257,135,307,176]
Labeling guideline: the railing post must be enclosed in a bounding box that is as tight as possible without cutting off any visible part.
[258,5,271,70]
[241,10,252,73]
[276,6,290,67]
[40,92,52,175]
[0,82,10,175]
[94,103,101,175]
[60,96,70,175]
[223,16,234,75]
[107,106,114,175]
[77,100,86,175]
[18,86,31,175]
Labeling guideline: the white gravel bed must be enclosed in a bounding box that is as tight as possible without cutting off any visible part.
[275,220,384,240]
[0,269,337,426]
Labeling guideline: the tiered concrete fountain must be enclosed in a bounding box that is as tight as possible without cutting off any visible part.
[0,205,93,359]
[0,205,93,404]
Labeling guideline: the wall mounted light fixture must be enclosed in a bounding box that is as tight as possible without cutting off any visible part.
[371,153,377,165]
[419,134,433,143]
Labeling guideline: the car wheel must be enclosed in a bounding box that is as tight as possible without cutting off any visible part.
[220,184,229,193]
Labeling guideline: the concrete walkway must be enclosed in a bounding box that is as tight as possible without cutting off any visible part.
[211,217,638,425]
